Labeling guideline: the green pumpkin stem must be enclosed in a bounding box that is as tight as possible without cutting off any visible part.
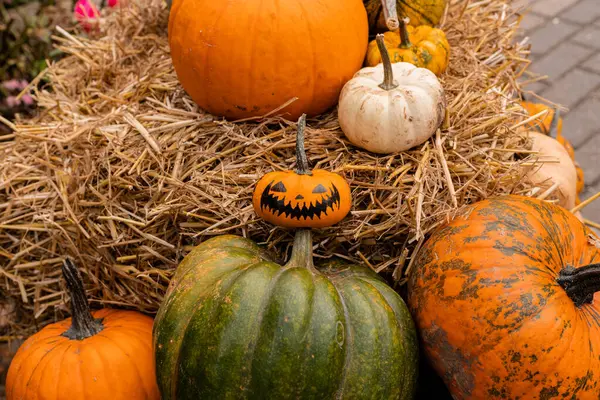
[381,0,399,30]
[376,34,399,91]
[548,107,560,138]
[398,18,412,49]
[285,229,314,270]
[62,258,104,340]
[557,264,600,307]
[295,114,311,175]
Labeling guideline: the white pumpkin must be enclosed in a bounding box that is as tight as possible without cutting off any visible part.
[338,34,446,154]
[527,131,578,211]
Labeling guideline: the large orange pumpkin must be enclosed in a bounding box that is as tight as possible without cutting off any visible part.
[168,0,369,121]
[408,195,600,399]
[6,260,159,400]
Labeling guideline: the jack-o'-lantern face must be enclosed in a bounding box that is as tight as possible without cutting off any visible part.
[253,114,352,229]
[254,170,351,228]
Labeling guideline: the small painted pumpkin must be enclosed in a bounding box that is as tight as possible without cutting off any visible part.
[338,34,446,154]
[253,115,352,228]
[154,229,419,399]
[520,101,585,199]
[364,0,447,32]
[366,18,450,76]
[169,0,369,120]
[6,260,159,400]
[408,195,600,399]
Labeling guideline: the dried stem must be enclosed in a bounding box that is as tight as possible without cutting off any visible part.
[61,259,103,340]
[398,18,412,49]
[295,114,311,175]
[376,34,398,90]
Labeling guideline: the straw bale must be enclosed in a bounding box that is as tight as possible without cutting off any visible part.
[0,0,551,333]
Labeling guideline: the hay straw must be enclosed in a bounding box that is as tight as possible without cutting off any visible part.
[1,0,549,332]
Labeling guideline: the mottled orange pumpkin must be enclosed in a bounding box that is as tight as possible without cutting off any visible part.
[364,0,447,32]
[521,101,585,202]
[408,195,600,399]
[253,115,352,228]
[6,260,159,400]
[168,0,369,120]
[366,18,450,76]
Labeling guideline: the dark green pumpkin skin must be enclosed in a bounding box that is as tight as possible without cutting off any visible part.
[153,234,418,399]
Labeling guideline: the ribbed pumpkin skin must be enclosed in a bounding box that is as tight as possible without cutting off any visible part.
[408,196,600,399]
[168,0,368,121]
[6,310,158,400]
[364,0,446,31]
[154,235,418,399]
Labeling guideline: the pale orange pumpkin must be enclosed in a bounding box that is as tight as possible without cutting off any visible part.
[520,101,585,202]
[168,0,369,120]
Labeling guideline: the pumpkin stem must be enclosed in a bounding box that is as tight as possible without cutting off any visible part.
[557,264,600,307]
[61,258,104,340]
[548,107,560,138]
[381,0,399,30]
[295,114,311,175]
[376,34,399,91]
[398,17,412,49]
[285,229,314,270]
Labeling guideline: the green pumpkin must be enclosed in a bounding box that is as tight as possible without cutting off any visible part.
[153,230,418,399]
[364,0,447,32]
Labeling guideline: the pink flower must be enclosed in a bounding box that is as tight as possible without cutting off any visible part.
[2,80,22,92]
[107,0,118,7]
[3,94,34,108]
[21,94,34,106]
[5,96,18,108]
[74,0,100,32]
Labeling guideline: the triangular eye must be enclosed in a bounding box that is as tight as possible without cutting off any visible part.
[271,181,286,192]
[312,184,327,194]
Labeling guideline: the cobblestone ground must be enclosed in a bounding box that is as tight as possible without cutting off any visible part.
[516,0,600,222]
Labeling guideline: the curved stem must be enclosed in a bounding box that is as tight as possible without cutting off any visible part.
[398,17,412,49]
[548,107,560,138]
[557,264,600,307]
[284,229,314,270]
[62,258,104,340]
[295,114,311,175]
[376,34,398,91]
[381,0,399,31]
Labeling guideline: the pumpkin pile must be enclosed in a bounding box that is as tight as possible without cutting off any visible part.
[1,0,599,398]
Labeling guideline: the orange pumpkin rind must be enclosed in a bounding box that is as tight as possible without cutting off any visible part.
[253,115,352,228]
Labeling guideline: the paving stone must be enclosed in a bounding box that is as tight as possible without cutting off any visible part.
[513,0,538,11]
[580,185,600,223]
[572,25,600,48]
[528,19,579,56]
[582,53,600,73]
[519,12,548,33]
[531,0,580,17]
[573,132,600,184]
[520,79,550,96]
[541,68,600,109]
[529,42,592,80]
[563,91,600,147]
[562,0,600,24]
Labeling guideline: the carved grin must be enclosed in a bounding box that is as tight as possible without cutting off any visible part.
[260,181,342,220]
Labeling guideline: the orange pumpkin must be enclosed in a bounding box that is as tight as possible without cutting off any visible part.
[168,0,369,121]
[520,101,585,200]
[253,115,352,228]
[408,195,600,399]
[6,260,159,400]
